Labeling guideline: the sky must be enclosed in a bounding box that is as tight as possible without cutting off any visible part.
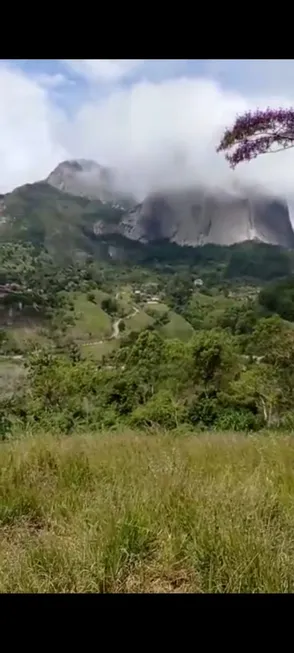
[2,59,294,202]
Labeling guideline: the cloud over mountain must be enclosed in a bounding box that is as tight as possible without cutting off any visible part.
[1,59,294,210]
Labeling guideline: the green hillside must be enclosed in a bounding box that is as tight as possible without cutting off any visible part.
[1,181,294,278]
[160,311,194,341]
[0,182,124,261]
[69,292,112,341]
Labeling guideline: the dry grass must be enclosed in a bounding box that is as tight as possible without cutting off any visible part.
[1,429,294,593]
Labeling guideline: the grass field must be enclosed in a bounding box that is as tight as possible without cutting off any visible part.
[127,310,154,332]
[70,292,112,341]
[144,302,169,314]
[1,430,294,593]
[116,286,133,305]
[160,311,194,341]
[81,340,119,361]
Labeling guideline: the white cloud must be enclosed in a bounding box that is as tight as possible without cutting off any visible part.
[35,72,73,88]
[0,63,68,193]
[62,59,143,83]
[63,76,294,201]
[1,59,294,211]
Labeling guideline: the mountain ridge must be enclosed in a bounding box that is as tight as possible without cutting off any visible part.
[0,158,293,255]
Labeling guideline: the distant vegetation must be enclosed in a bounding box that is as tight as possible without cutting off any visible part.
[0,239,294,436]
[0,182,124,261]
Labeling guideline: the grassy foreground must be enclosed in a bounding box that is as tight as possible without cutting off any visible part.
[1,430,294,593]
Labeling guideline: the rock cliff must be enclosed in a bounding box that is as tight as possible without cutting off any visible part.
[94,186,294,248]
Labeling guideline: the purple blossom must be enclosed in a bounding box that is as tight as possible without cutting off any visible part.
[217,108,294,168]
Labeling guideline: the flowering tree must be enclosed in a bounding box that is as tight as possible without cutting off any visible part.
[217,108,294,168]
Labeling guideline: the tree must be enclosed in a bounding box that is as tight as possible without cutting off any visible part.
[126,329,165,376]
[101,297,118,315]
[219,303,258,335]
[166,273,193,313]
[191,329,239,393]
[131,389,187,429]
[258,277,294,322]
[217,108,294,168]
[247,317,294,413]
[249,316,294,368]
[232,363,282,427]
[87,291,96,303]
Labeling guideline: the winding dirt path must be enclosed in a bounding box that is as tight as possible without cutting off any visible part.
[0,305,141,356]
[111,305,139,339]
[82,305,140,346]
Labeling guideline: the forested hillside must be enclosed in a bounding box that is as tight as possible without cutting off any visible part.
[1,239,294,436]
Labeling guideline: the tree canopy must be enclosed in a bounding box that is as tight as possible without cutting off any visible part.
[217,108,294,168]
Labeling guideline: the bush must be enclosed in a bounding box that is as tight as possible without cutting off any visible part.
[277,411,294,431]
[213,407,261,432]
[187,396,220,428]
[87,292,96,303]
[130,390,187,430]
[101,297,118,315]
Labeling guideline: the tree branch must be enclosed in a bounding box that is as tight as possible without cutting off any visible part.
[217,107,294,168]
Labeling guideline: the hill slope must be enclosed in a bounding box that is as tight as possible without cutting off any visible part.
[0,181,124,260]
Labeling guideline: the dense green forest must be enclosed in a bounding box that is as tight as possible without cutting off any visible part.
[0,239,294,437]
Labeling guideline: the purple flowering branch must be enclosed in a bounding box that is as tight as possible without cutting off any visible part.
[217,108,294,168]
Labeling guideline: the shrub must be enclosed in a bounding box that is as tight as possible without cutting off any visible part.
[87,292,96,303]
[130,390,187,429]
[187,396,220,428]
[213,407,261,432]
[101,297,118,315]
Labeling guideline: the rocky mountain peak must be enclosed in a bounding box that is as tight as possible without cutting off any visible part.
[46,159,114,201]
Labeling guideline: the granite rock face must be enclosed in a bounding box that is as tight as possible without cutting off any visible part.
[46,160,294,248]
[95,186,294,248]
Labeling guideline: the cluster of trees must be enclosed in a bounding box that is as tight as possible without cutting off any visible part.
[224,244,291,281]
[89,235,294,285]
[2,312,294,437]
[0,241,108,306]
[101,297,118,315]
[258,276,294,322]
